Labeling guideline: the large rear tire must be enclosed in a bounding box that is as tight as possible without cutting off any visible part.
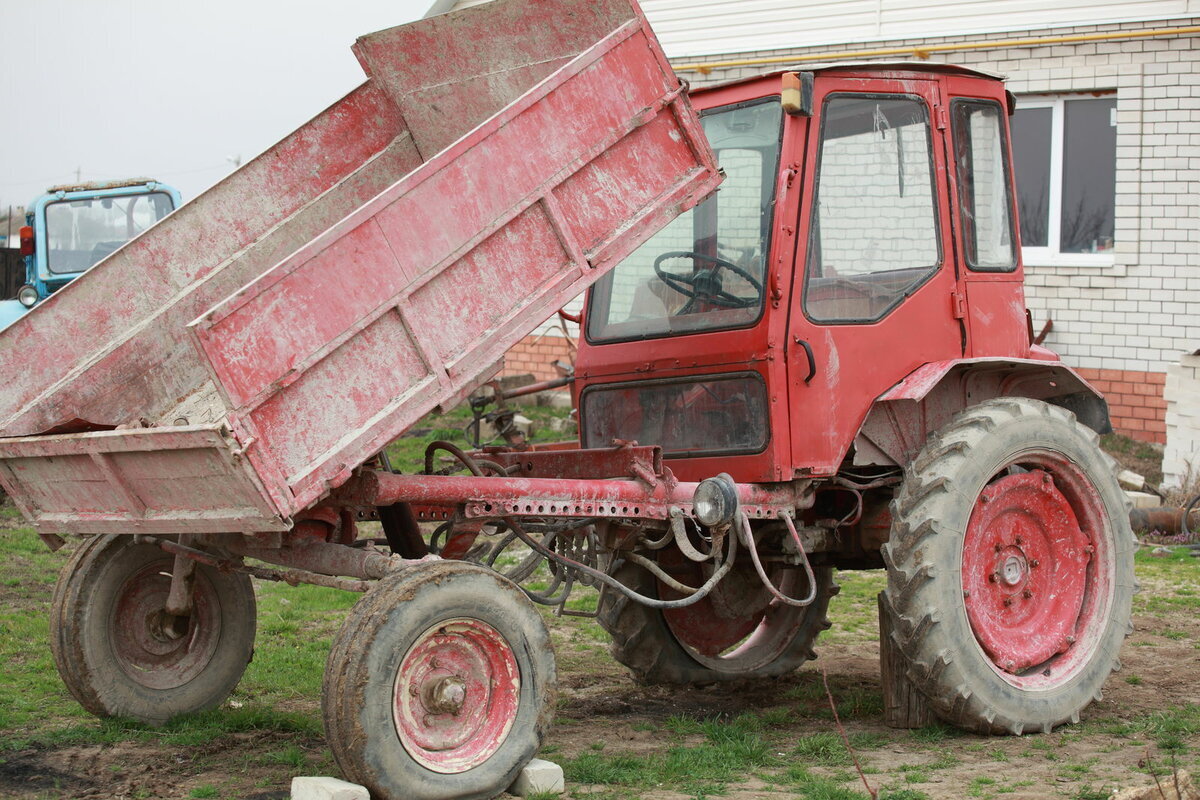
[322,561,556,800]
[50,534,256,725]
[597,556,837,683]
[882,398,1134,734]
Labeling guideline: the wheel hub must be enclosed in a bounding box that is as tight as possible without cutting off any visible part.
[393,619,520,774]
[111,563,220,690]
[962,470,1092,674]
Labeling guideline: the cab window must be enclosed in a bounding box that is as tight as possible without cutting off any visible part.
[803,94,940,323]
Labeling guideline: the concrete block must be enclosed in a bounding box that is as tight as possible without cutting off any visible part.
[1125,491,1161,509]
[1118,469,1147,491]
[291,776,369,800]
[509,758,565,796]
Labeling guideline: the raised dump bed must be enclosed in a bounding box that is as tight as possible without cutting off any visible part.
[0,0,719,534]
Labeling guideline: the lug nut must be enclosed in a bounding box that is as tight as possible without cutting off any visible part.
[1003,597,1014,607]
[988,573,998,583]
[1015,536,1023,545]
[994,543,1003,553]
[1030,559,1040,568]
[1023,588,1033,598]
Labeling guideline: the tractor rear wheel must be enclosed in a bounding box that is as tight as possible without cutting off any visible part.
[322,561,556,800]
[597,554,837,683]
[50,534,256,725]
[882,398,1134,734]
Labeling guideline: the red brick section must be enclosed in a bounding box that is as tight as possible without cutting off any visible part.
[1075,367,1167,445]
[500,334,576,383]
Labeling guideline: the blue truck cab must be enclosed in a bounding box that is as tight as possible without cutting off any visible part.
[1,178,181,331]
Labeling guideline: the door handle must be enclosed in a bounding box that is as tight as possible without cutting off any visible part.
[794,338,817,384]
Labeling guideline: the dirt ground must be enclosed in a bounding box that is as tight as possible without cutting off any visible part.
[0,557,1196,800]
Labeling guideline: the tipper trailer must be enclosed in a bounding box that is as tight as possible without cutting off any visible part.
[0,1,1133,798]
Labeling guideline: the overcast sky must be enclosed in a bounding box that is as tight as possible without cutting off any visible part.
[0,0,437,211]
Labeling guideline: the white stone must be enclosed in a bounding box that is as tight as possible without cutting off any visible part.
[1117,469,1146,491]
[509,758,566,796]
[291,776,369,800]
[1125,491,1161,509]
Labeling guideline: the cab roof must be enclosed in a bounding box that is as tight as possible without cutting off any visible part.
[696,61,1005,94]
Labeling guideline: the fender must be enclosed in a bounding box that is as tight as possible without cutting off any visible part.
[851,356,1111,468]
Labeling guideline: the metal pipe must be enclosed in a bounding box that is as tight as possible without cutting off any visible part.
[671,25,1200,75]
[1130,504,1200,536]
[362,470,803,519]
[498,376,574,401]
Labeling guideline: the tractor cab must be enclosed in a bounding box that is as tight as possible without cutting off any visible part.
[1,178,181,331]
[577,63,1056,483]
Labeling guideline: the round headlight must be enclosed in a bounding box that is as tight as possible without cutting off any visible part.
[692,473,738,528]
[17,285,39,308]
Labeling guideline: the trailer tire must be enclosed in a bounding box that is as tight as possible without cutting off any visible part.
[322,561,555,800]
[50,535,256,725]
[597,557,836,683]
[882,398,1134,734]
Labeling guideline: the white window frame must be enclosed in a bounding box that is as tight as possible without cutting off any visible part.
[1014,94,1116,268]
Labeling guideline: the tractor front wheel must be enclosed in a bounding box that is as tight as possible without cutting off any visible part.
[50,534,256,725]
[322,561,556,800]
[882,398,1134,734]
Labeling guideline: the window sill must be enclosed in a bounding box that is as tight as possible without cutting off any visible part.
[1021,250,1116,269]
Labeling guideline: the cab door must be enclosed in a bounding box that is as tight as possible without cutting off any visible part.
[785,74,964,476]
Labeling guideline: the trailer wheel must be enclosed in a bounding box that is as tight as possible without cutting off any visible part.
[882,398,1134,734]
[597,555,836,683]
[322,561,555,800]
[50,535,256,725]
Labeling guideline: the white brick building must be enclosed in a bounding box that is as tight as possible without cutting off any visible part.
[432,0,1200,446]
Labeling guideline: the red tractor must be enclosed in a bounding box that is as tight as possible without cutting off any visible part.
[566,62,1133,734]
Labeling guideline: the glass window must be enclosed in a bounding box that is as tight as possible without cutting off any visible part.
[804,95,940,323]
[581,373,769,457]
[45,191,175,274]
[586,100,782,343]
[1011,95,1116,263]
[952,100,1016,271]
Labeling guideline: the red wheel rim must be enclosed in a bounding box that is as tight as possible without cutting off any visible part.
[962,465,1111,687]
[660,553,807,672]
[110,561,221,690]
[393,618,520,774]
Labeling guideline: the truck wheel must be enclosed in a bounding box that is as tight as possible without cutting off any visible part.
[50,535,256,725]
[597,555,837,683]
[322,561,556,800]
[882,398,1134,734]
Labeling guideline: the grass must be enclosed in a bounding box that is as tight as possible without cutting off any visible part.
[565,712,782,795]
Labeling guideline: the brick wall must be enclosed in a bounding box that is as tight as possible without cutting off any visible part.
[500,331,576,383]
[1076,367,1168,443]
[668,18,1200,444]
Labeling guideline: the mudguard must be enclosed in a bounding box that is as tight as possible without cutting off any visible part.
[852,356,1111,468]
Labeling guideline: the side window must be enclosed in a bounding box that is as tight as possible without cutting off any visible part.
[952,100,1017,271]
[804,94,940,323]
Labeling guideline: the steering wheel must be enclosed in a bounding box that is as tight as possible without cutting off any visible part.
[652,251,763,309]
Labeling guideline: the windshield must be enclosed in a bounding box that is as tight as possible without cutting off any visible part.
[44,191,175,275]
[587,99,783,342]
